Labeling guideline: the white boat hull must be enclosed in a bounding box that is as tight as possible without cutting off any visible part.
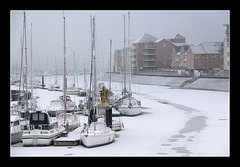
[81,130,115,148]
[11,131,23,144]
[22,128,64,146]
[118,107,142,116]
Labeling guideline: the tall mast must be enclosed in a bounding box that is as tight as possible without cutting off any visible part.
[123,14,127,94]
[88,16,94,126]
[128,12,132,94]
[23,11,28,112]
[54,55,57,84]
[63,12,67,123]
[17,23,24,113]
[30,23,34,110]
[92,17,97,115]
[109,39,112,92]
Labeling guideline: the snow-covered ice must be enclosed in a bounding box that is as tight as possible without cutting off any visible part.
[10,75,229,157]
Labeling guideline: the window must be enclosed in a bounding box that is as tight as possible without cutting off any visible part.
[209,61,212,64]
[197,61,203,67]
[202,54,205,58]
[13,121,19,126]
[163,49,166,53]
[32,113,38,121]
[163,55,167,59]
[163,43,167,47]
[39,113,45,121]
[195,54,199,58]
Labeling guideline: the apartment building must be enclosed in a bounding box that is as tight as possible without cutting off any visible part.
[186,42,223,73]
[113,33,224,74]
[130,33,187,72]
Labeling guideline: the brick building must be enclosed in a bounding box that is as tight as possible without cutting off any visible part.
[171,45,189,69]
[130,33,187,72]
[186,42,223,73]
[113,33,224,74]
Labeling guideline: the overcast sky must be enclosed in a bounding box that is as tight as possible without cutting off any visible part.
[10,10,229,73]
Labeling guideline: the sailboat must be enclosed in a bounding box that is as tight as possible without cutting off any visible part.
[80,16,115,148]
[57,113,79,132]
[47,99,64,118]
[115,13,141,116]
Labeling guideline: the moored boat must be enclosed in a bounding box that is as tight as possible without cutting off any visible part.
[80,121,115,148]
[116,94,141,116]
[57,113,79,131]
[22,110,65,146]
[47,100,64,118]
[10,113,23,144]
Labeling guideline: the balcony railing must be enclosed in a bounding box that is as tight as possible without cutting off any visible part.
[143,62,157,67]
[143,46,156,49]
[143,51,156,55]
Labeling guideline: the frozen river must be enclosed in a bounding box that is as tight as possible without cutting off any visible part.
[10,75,229,157]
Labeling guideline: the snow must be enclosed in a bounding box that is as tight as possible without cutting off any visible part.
[10,74,229,157]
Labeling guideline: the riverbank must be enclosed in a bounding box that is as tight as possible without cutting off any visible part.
[99,73,229,92]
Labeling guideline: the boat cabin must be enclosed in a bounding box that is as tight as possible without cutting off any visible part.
[29,111,57,130]
[59,95,72,102]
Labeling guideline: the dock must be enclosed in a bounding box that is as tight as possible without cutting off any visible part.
[54,126,83,146]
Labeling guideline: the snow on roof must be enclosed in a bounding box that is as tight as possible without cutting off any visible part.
[201,42,223,54]
[190,44,205,54]
[190,42,223,54]
[154,38,164,43]
[133,33,158,43]
[175,34,185,39]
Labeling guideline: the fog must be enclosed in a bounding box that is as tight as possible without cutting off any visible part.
[10,10,229,74]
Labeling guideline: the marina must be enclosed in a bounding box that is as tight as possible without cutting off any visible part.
[10,76,229,156]
[10,10,229,156]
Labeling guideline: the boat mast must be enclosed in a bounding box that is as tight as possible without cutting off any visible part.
[123,14,127,95]
[30,23,34,110]
[63,12,67,123]
[109,39,112,93]
[17,23,24,113]
[23,11,28,112]
[88,16,94,126]
[92,16,97,117]
[128,12,132,95]
[54,55,58,85]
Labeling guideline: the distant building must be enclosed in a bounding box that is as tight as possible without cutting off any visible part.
[171,45,189,69]
[186,42,223,73]
[130,33,187,72]
[113,33,224,74]
[223,24,230,72]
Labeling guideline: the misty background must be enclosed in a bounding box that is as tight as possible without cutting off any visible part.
[10,10,229,75]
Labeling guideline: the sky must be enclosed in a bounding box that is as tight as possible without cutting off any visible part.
[10,10,229,74]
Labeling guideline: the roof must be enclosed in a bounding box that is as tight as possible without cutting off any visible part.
[175,34,185,39]
[190,42,223,54]
[133,33,158,44]
[154,38,164,43]
[174,45,190,54]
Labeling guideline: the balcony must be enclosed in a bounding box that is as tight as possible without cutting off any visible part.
[143,50,156,55]
[143,62,157,67]
[143,55,156,62]
[143,45,156,49]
